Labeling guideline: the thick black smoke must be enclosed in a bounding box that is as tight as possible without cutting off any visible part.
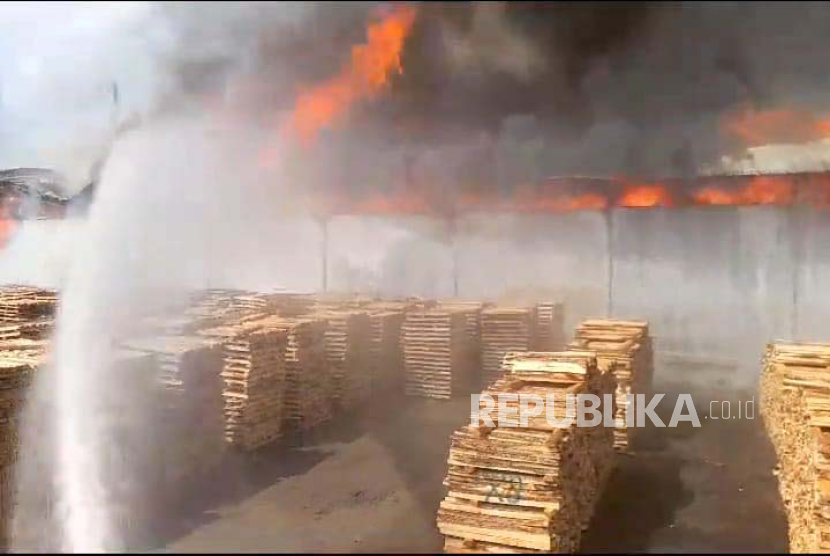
[73,2,830,202]
[232,1,830,195]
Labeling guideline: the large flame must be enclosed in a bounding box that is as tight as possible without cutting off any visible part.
[282,5,417,146]
[693,175,794,206]
[0,203,17,249]
[302,173,830,216]
[618,183,674,208]
[723,107,830,147]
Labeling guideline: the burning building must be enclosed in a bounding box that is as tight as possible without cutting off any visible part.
[0,168,68,248]
[6,1,830,553]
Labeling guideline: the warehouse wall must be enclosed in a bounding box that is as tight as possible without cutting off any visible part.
[325,207,830,390]
[5,208,830,390]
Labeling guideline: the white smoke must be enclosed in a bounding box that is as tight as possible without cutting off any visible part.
[0,1,313,192]
[2,2,326,551]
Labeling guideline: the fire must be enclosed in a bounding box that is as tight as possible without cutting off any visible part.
[723,107,830,147]
[538,193,608,212]
[0,204,17,249]
[282,5,417,146]
[301,173,830,216]
[693,176,794,206]
[618,184,674,208]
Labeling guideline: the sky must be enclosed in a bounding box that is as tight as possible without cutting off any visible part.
[0,2,178,191]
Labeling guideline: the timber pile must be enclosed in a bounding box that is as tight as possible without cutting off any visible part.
[534,302,565,352]
[0,320,54,342]
[569,319,654,452]
[199,317,289,451]
[181,289,273,331]
[760,341,830,553]
[439,300,489,390]
[308,308,372,410]
[403,308,474,399]
[437,351,615,553]
[480,307,537,387]
[0,348,41,547]
[268,292,318,318]
[279,317,332,431]
[0,286,58,330]
[120,334,226,486]
[364,304,405,394]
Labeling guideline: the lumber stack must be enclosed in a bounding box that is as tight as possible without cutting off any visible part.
[364,304,405,394]
[199,317,289,451]
[0,286,57,325]
[279,317,332,432]
[309,308,372,410]
[569,318,654,452]
[120,334,226,486]
[760,341,830,553]
[480,307,537,388]
[267,292,318,318]
[403,308,474,400]
[0,320,54,342]
[437,351,615,553]
[0,347,42,547]
[533,302,565,352]
[439,300,488,390]
[180,289,273,332]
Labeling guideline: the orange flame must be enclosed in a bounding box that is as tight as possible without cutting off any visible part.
[723,107,830,147]
[693,176,794,206]
[0,203,17,249]
[300,173,830,216]
[618,184,674,208]
[283,5,417,146]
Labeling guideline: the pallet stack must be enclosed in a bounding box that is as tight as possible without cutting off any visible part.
[403,307,474,399]
[569,319,654,452]
[0,320,54,342]
[439,300,488,390]
[533,302,565,352]
[480,307,537,387]
[364,303,406,394]
[199,317,289,451]
[437,351,615,553]
[120,334,226,488]
[761,341,830,552]
[280,317,332,432]
[0,286,57,325]
[0,346,42,547]
[309,308,372,411]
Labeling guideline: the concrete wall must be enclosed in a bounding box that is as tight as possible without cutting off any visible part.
[324,207,830,390]
[6,207,830,390]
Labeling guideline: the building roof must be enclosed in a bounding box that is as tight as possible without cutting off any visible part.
[0,168,69,204]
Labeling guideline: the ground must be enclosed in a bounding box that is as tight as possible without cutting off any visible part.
[155,368,789,554]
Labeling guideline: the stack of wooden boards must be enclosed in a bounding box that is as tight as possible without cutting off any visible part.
[119,334,226,490]
[0,287,56,546]
[280,317,332,432]
[403,307,475,400]
[534,302,566,352]
[199,316,289,451]
[436,351,616,553]
[0,346,42,548]
[569,319,654,452]
[308,307,371,411]
[438,300,489,387]
[480,307,538,388]
[761,341,830,552]
[0,286,57,342]
[364,302,406,394]
[0,286,57,325]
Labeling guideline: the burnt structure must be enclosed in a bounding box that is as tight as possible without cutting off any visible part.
[0,168,69,221]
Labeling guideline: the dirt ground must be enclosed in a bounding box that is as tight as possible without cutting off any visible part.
[155,366,789,554]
